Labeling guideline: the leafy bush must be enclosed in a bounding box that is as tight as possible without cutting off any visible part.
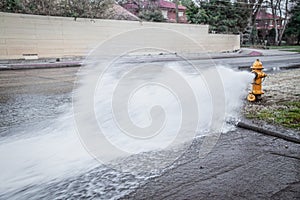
[138,10,166,22]
[0,0,113,19]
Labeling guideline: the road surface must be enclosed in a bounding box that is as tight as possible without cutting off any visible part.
[0,55,299,199]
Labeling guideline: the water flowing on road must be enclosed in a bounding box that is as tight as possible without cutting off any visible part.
[0,63,252,199]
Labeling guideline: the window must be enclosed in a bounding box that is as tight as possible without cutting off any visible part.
[162,10,168,19]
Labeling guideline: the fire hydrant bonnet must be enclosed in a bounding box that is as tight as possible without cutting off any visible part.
[251,59,264,69]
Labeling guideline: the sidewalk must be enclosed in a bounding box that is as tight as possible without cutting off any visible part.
[0,57,83,70]
[0,48,298,70]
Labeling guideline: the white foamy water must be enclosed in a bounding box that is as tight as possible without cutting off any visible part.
[0,63,253,199]
[0,113,97,195]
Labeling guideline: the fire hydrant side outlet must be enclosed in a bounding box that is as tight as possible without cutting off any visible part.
[247,59,267,102]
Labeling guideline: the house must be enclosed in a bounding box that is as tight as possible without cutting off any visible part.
[159,0,187,23]
[256,9,283,30]
[121,0,187,23]
[121,0,140,16]
[255,9,284,43]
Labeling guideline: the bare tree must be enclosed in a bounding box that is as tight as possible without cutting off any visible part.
[278,0,290,45]
[232,0,264,44]
[269,0,290,45]
[251,0,265,27]
[270,0,279,45]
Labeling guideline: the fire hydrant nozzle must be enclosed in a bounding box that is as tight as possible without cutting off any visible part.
[247,59,267,102]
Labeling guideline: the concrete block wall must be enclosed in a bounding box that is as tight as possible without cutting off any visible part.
[0,12,240,60]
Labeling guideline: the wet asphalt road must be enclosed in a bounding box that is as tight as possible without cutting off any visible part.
[0,66,299,199]
[0,67,78,136]
[122,129,300,199]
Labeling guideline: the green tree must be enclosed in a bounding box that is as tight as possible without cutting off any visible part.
[0,0,22,12]
[0,0,113,19]
[182,0,250,34]
[138,10,166,22]
[182,0,208,24]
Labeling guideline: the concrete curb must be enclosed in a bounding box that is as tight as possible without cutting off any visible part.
[0,61,82,70]
[118,51,298,64]
[236,121,300,144]
[238,63,300,71]
[0,50,299,70]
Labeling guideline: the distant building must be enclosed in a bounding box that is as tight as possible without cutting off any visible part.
[256,9,283,30]
[159,0,187,23]
[121,0,187,23]
[121,0,139,15]
[255,9,284,44]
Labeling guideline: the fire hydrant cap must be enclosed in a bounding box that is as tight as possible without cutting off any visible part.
[251,59,264,69]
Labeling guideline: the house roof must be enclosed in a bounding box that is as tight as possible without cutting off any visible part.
[159,0,186,10]
[121,0,187,13]
[256,10,280,20]
[103,4,140,21]
[122,2,139,10]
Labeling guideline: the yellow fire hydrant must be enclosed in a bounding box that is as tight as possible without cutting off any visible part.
[247,59,267,102]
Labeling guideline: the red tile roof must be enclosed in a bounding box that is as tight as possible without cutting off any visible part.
[159,0,186,10]
[256,10,280,20]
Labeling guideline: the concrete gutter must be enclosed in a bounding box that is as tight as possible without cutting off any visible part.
[237,121,300,144]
